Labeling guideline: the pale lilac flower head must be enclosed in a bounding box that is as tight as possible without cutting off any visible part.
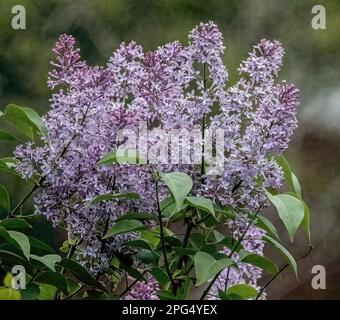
[124,275,159,300]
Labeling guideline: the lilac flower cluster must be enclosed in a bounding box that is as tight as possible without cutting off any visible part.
[14,22,299,297]
[124,275,159,300]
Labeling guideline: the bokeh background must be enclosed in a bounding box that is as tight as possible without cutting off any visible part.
[0,0,339,299]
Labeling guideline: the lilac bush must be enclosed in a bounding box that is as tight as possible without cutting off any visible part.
[0,22,309,300]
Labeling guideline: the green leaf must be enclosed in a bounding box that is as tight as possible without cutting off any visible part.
[185,196,215,217]
[219,237,244,252]
[219,290,242,300]
[291,173,302,197]
[136,250,159,265]
[239,250,279,275]
[0,131,20,143]
[87,192,140,205]
[160,172,193,211]
[98,149,147,165]
[66,279,82,297]
[175,276,191,300]
[102,220,145,239]
[275,155,293,186]
[264,235,297,277]
[256,214,280,240]
[35,271,68,295]
[4,104,48,140]
[3,273,13,287]
[21,283,40,300]
[0,288,21,300]
[189,233,205,249]
[157,289,177,300]
[0,227,31,260]
[37,283,57,300]
[0,227,14,243]
[7,230,30,260]
[287,192,311,243]
[162,201,187,220]
[173,247,197,257]
[115,212,155,222]
[0,218,32,231]
[1,157,19,166]
[59,258,106,291]
[226,284,258,300]
[0,249,30,267]
[160,197,173,211]
[125,239,152,250]
[149,267,169,285]
[274,155,301,196]
[121,265,146,281]
[301,200,311,243]
[164,235,182,247]
[141,229,160,248]
[215,207,236,220]
[29,236,56,255]
[213,230,225,243]
[266,191,304,242]
[0,159,19,176]
[30,254,61,272]
[0,184,10,213]
[84,290,112,300]
[194,251,234,287]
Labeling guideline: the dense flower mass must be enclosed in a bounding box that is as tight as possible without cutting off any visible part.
[124,275,159,300]
[14,22,299,297]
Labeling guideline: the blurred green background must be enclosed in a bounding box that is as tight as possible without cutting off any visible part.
[0,0,339,299]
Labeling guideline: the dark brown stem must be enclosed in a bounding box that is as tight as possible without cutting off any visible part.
[155,179,173,286]
[9,183,40,217]
[177,218,195,271]
[201,63,207,176]
[118,270,148,299]
[255,245,313,300]
[54,242,78,300]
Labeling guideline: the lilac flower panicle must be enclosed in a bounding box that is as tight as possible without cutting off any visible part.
[124,275,159,300]
[14,23,299,295]
[48,34,87,89]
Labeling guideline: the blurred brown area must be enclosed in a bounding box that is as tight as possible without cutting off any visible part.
[1,0,340,299]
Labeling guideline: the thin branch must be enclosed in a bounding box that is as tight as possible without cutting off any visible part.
[9,184,40,217]
[155,179,173,286]
[255,244,313,300]
[118,270,148,299]
[177,217,194,268]
[64,284,85,300]
[54,242,78,300]
[201,63,207,176]
[199,202,265,300]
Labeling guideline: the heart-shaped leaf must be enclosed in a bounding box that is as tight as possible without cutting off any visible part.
[160,172,193,211]
[266,191,304,242]
[103,220,145,239]
[194,251,234,287]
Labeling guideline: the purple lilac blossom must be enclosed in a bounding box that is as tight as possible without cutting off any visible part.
[124,275,159,300]
[14,22,299,295]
